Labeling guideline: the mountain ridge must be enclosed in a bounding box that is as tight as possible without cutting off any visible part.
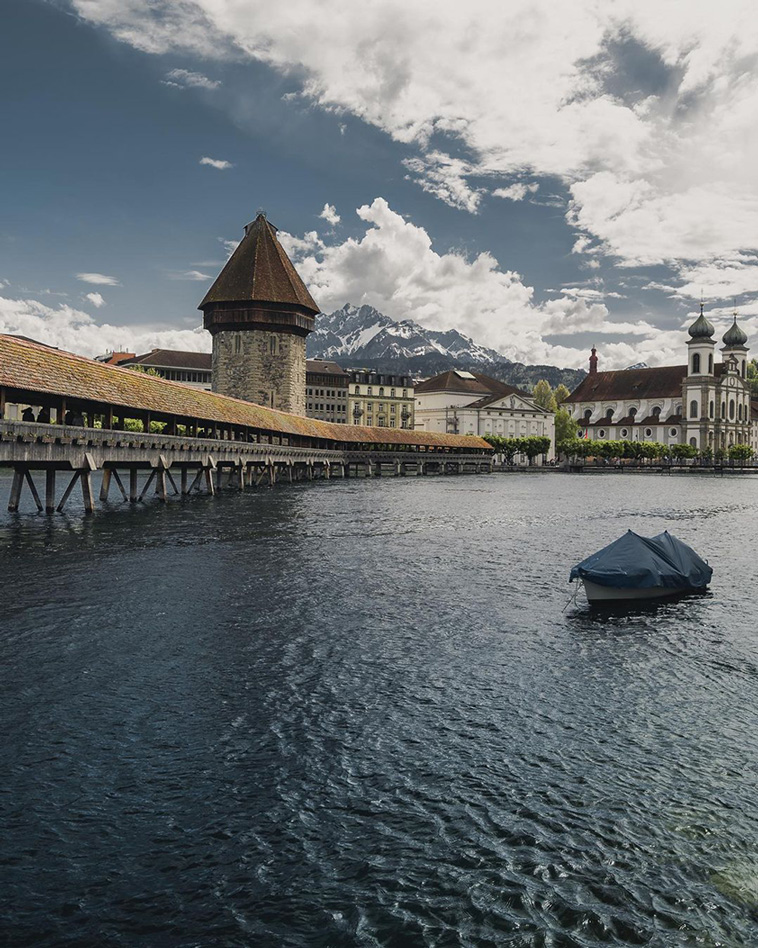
[307,303,585,390]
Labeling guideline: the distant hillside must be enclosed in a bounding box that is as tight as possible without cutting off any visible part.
[308,303,585,390]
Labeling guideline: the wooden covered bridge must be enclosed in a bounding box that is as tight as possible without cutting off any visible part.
[0,334,493,514]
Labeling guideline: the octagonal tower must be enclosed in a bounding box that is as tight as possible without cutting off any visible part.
[199,214,319,414]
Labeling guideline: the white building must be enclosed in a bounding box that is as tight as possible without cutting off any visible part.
[414,370,555,459]
[565,307,752,451]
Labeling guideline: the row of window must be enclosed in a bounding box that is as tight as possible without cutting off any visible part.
[306,389,347,398]
[689,398,749,420]
[691,353,747,377]
[353,386,409,397]
[155,369,211,383]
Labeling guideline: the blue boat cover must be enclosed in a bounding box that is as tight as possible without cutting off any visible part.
[569,530,713,590]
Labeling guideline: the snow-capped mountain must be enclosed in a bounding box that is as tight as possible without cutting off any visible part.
[624,362,650,370]
[307,303,584,390]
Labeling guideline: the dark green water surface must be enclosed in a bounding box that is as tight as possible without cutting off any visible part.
[1,473,757,946]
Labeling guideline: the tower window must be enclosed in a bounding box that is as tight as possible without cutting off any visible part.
[708,354,713,373]
[692,353,700,373]
[690,400,698,419]
[729,399,735,419]
[709,400,714,419]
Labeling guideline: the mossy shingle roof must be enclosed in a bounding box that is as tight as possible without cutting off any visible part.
[0,334,489,450]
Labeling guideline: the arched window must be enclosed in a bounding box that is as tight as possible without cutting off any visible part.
[652,406,661,418]
[629,407,637,419]
[690,400,698,419]
[721,401,726,419]
[729,399,735,420]
[690,437,697,447]
[692,353,700,373]
[708,354,713,373]
[379,387,385,396]
[709,400,714,418]
[738,403,743,421]
[583,409,592,423]
[605,408,614,420]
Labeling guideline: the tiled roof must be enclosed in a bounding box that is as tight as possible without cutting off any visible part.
[121,349,212,370]
[566,366,687,402]
[0,334,487,450]
[306,360,349,377]
[199,214,319,314]
[415,370,526,398]
[566,363,735,404]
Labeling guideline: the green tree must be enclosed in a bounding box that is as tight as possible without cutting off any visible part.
[553,383,571,405]
[532,379,557,412]
[555,408,580,456]
[671,443,698,460]
[126,364,163,378]
[746,359,758,396]
[728,443,754,462]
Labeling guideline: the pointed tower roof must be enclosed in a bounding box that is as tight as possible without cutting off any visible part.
[688,302,715,339]
[722,314,748,347]
[199,214,319,315]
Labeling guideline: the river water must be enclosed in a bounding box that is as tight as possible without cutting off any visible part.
[1,472,757,946]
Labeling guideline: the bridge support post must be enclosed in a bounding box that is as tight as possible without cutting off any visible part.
[45,469,56,513]
[129,469,138,503]
[237,459,245,491]
[8,468,23,512]
[100,468,112,502]
[80,471,95,514]
[181,467,188,495]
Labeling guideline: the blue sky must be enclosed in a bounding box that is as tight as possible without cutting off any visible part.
[2,0,757,368]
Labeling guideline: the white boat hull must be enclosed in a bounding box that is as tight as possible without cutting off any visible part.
[582,579,696,603]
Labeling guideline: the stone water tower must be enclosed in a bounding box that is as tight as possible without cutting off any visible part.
[199,213,319,415]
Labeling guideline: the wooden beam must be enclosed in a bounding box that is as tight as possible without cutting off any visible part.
[139,469,156,501]
[111,469,128,502]
[204,466,215,495]
[57,472,80,512]
[129,468,138,503]
[156,468,168,503]
[166,469,179,496]
[24,470,43,511]
[187,468,203,494]
[8,468,23,512]
[80,470,95,514]
[45,469,56,513]
[99,468,113,502]
[181,467,188,495]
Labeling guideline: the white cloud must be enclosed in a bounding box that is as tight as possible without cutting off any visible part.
[199,156,233,170]
[84,292,106,308]
[0,296,210,359]
[492,183,539,201]
[68,0,758,299]
[162,67,220,89]
[76,272,121,286]
[318,203,341,226]
[280,197,692,368]
[168,269,211,281]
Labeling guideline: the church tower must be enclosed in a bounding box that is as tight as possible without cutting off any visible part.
[199,214,319,415]
[683,303,716,450]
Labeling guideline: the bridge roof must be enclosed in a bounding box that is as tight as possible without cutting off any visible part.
[0,334,489,450]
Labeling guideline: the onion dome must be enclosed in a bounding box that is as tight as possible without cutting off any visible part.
[688,303,714,339]
[722,315,748,347]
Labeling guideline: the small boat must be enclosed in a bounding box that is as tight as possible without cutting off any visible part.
[569,530,712,604]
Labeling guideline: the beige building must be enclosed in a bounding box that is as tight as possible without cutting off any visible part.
[414,370,555,458]
[348,370,414,428]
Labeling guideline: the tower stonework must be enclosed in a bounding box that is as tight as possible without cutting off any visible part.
[200,214,319,415]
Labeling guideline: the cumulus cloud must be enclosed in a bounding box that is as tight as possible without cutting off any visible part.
[76,272,121,286]
[0,296,210,359]
[66,0,758,302]
[84,292,105,308]
[199,156,233,170]
[319,203,341,226]
[279,197,692,368]
[492,183,539,201]
[162,67,220,89]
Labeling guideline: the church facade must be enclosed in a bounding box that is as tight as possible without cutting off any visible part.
[565,307,752,451]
